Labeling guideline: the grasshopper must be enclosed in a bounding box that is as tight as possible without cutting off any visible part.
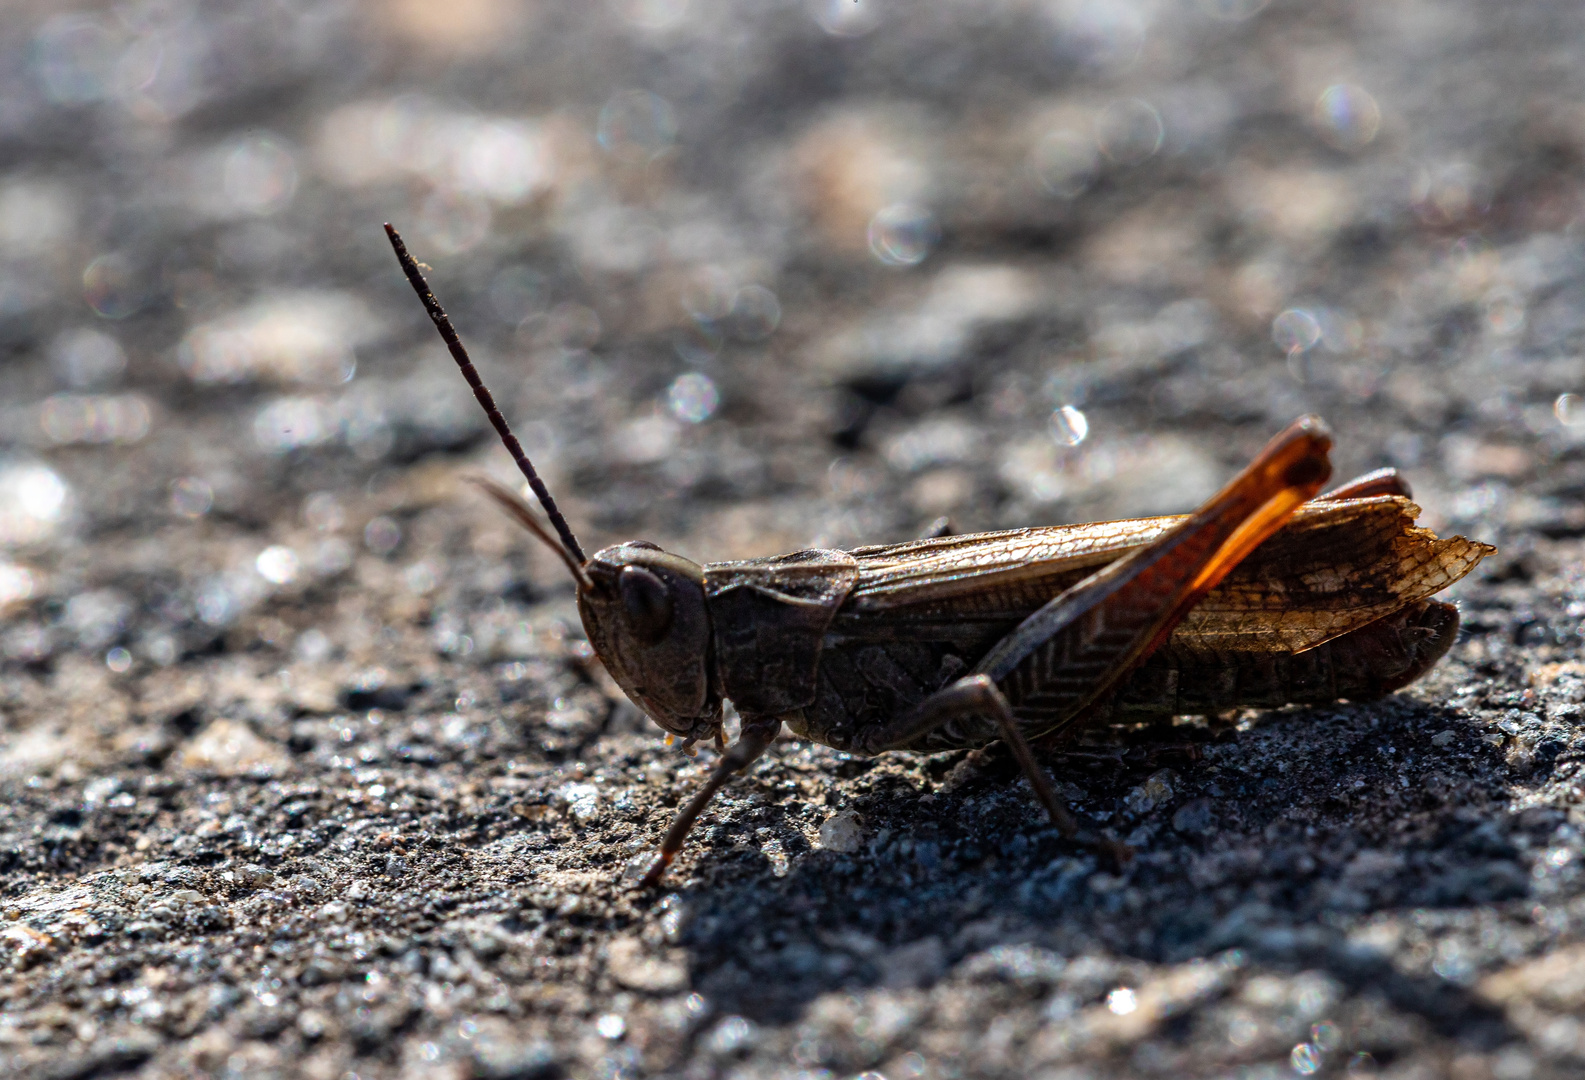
[383,225,1493,885]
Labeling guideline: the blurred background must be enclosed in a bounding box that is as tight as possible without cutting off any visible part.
[0,0,1582,675]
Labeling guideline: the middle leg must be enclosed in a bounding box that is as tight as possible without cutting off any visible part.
[857,674,1129,865]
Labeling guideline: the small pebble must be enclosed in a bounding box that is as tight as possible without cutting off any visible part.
[1172,798,1216,836]
[818,810,866,854]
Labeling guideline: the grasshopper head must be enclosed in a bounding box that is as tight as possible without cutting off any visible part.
[380,231,723,744]
[460,478,721,742]
[579,542,721,741]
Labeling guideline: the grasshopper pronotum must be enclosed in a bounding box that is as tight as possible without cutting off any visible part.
[384,225,1493,885]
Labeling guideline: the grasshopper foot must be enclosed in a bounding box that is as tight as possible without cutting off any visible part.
[629,850,671,890]
[1053,823,1132,872]
[1091,834,1133,874]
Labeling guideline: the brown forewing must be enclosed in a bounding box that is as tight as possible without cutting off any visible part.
[1171,496,1492,658]
[834,496,1491,656]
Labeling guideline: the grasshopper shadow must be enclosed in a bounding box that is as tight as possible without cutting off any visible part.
[666,697,1543,1052]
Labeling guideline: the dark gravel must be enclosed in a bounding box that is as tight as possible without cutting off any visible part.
[1,1,1584,1078]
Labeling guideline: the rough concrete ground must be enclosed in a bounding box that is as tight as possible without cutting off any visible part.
[1,0,1584,1077]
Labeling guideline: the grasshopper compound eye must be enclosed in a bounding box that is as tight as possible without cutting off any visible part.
[620,565,675,644]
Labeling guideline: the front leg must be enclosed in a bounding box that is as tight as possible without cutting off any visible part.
[637,714,783,888]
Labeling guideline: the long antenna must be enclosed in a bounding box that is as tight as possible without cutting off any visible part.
[384,223,587,565]
[468,476,593,590]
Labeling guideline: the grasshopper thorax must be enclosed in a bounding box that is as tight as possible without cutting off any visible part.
[579,542,722,741]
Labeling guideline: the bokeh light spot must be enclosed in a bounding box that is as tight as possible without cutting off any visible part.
[82,254,145,320]
[460,120,549,203]
[179,293,370,386]
[0,180,76,256]
[223,134,299,216]
[0,561,37,607]
[256,545,301,586]
[811,0,882,37]
[39,393,152,446]
[364,516,402,556]
[1050,0,1148,71]
[63,590,123,650]
[169,477,214,519]
[1412,163,1488,224]
[617,414,681,464]
[1272,309,1323,356]
[667,372,720,424]
[303,491,345,532]
[1050,405,1089,447]
[31,14,121,105]
[729,285,781,341]
[49,327,125,388]
[1095,99,1164,164]
[1314,85,1381,151]
[1484,292,1524,335]
[195,578,240,627]
[868,203,939,267]
[254,397,333,453]
[0,461,70,548]
[597,90,677,160]
[312,539,354,577]
[1228,1015,1260,1047]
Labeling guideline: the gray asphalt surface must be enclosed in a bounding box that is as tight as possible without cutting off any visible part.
[1,1,1584,1078]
